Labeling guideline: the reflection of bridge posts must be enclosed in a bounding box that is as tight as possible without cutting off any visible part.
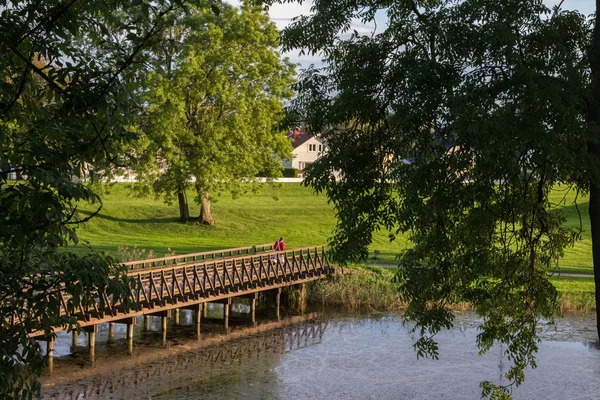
[40,315,327,399]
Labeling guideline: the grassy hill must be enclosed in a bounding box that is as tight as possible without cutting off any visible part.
[71,182,593,275]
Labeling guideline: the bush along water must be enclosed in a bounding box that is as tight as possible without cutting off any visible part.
[304,264,596,314]
[306,265,406,311]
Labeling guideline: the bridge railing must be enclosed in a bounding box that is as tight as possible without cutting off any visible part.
[123,243,274,271]
[55,245,331,324]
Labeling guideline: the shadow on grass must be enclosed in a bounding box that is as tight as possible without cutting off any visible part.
[553,201,589,219]
[79,210,181,224]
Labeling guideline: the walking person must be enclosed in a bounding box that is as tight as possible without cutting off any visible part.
[273,237,285,265]
[272,237,281,264]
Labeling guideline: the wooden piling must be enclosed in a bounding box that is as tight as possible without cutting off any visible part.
[144,315,151,332]
[108,323,115,339]
[126,322,134,340]
[224,302,229,330]
[87,325,97,361]
[161,315,168,332]
[300,283,307,313]
[193,303,202,327]
[174,308,180,326]
[46,338,54,372]
[276,287,282,320]
[71,331,78,348]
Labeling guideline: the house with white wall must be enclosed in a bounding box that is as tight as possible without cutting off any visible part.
[283,129,326,177]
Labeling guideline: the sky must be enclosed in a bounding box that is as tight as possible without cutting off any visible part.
[228,0,596,71]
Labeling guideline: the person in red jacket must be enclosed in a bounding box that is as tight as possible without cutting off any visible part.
[274,237,285,251]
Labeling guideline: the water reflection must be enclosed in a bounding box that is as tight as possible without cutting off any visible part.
[40,313,324,399]
[41,311,600,400]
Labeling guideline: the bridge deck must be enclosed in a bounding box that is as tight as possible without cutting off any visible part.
[123,243,275,271]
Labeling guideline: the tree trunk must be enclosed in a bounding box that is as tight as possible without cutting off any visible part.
[177,190,190,221]
[587,0,600,342]
[198,192,214,225]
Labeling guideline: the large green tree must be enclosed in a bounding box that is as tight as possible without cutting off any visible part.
[0,0,205,397]
[135,1,295,223]
[278,0,596,397]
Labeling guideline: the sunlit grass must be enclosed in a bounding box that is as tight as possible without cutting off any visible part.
[72,183,594,276]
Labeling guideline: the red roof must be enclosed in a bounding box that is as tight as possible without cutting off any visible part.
[287,128,312,149]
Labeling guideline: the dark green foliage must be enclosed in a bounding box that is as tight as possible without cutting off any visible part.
[0,0,199,397]
[280,0,596,397]
[282,168,299,178]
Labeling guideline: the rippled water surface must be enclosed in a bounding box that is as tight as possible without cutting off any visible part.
[41,308,600,399]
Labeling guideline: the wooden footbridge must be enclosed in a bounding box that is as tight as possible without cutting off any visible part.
[39,244,334,362]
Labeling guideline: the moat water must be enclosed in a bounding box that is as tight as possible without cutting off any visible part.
[40,306,600,399]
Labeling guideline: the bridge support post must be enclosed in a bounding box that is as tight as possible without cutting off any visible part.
[192,303,202,326]
[251,297,256,323]
[224,301,230,330]
[193,303,202,339]
[143,315,151,332]
[174,308,180,326]
[161,315,168,332]
[46,337,54,372]
[300,283,307,313]
[126,318,135,340]
[86,325,98,362]
[71,331,78,348]
[108,323,115,339]
[203,303,208,318]
[276,287,282,321]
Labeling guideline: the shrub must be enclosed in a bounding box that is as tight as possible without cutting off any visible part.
[282,168,298,177]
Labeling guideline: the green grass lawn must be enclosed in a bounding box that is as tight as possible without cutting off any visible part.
[549,275,595,293]
[72,182,340,257]
[71,182,594,276]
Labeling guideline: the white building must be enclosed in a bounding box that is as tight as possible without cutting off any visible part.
[283,129,326,177]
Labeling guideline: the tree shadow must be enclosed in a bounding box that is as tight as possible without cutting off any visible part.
[552,201,590,229]
[79,210,181,224]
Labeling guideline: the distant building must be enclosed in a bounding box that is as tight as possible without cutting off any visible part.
[283,128,326,177]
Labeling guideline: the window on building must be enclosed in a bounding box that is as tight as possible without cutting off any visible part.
[308,144,316,152]
[318,144,322,152]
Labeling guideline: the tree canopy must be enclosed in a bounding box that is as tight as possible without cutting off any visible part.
[278,0,597,397]
[134,2,295,223]
[0,0,210,397]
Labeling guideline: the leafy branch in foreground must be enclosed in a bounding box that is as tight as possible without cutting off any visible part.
[0,0,210,397]
[278,0,596,397]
